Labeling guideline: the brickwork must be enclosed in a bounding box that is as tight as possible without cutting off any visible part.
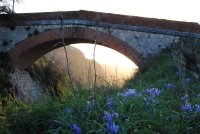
[1,10,200,70]
[8,27,142,70]
[10,68,44,103]
[1,10,200,33]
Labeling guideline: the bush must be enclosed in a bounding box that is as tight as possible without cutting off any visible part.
[26,57,72,99]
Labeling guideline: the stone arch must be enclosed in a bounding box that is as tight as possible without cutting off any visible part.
[8,26,142,70]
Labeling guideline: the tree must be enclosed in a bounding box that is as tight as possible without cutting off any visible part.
[0,0,22,14]
[0,0,12,14]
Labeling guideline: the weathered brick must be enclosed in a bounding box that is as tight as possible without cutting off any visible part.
[8,26,142,69]
[1,10,200,33]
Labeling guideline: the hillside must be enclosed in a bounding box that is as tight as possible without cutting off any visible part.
[45,46,106,86]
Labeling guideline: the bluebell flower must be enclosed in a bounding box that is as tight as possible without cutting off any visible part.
[185,78,191,83]
[181,94,189,100]
[182,102,192,112]
[48,124,53,130]
[111,112,118,119]
[167,83,175,89]
[70,124,81,134]
[147,88,161,96]
[197,124,200,130]
[103,111,119,134]
[194,104,200,112]
[86,101,93,112]
[142,89,147,93]
[121,114,126,121]
[93,101,100,108]
[174,71,179,75]
[105,122,119,134]
[117,89,137,98]
[103,111,113,124]
[137,92,142,98]
[146,97,156,103]
[65,107,71,114]
[148,108,153,115]
[106,98,116,109]
[103,111,118,124]
[126,89,137,96]
[85,100,100,111]
[86,105,92,112]
[198,94,200,98]
[167,116,174,123]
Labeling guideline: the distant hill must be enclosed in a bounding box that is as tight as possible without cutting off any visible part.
[45,45,136,87]
[45,46,106,86]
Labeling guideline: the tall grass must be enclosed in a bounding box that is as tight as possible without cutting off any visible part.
[1,47,200,133]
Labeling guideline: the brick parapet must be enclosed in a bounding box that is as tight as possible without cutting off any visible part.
[1,10,200,34]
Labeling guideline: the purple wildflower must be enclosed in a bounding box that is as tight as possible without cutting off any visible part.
[185,78,191,83]
[146,97,156,103]
[85,100,99,111]
[86,101,92,112]
[105,122,119,134]
[137,92,142,98]
[194,104,200,112]
[121,114,126,121]
[126,89,137,96]
[65,107,71,114]
[198,94,200,98]
[70,124,81,134]
[111,112,119,119]
[103,111,119,134]
[167,116,174,123]
[94,101,100,108]
[197,124,200,130]
[86,105,92,112]
[106,98,116,109]
[182,102,192,112]
[142,89,147,93]
[147,88,161,96]
[181,94,189,100]
[174,71,179,75]
[148,108,153,115]
[117,89,137,98]
[167,83,175,89]
[103,111,113,124]
[48,124,53,130]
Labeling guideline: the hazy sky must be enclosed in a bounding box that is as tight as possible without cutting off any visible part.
[15,0,200,23]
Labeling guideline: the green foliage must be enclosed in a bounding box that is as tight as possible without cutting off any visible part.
[0,52,14,106]
[0,0,22,14]
[124,49,177,90]
[0,4,11,14]
[1,46,200,133]
[26,57,72,99]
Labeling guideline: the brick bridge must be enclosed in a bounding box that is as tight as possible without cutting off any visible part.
[1,10,200,70]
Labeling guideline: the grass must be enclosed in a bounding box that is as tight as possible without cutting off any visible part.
[1,48,200,134]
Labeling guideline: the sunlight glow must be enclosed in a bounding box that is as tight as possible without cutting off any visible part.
[71,44,138,69]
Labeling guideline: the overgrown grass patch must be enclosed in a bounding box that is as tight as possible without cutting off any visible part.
[1,49,200,133]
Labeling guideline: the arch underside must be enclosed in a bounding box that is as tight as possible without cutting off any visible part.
[8,26,142,70]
